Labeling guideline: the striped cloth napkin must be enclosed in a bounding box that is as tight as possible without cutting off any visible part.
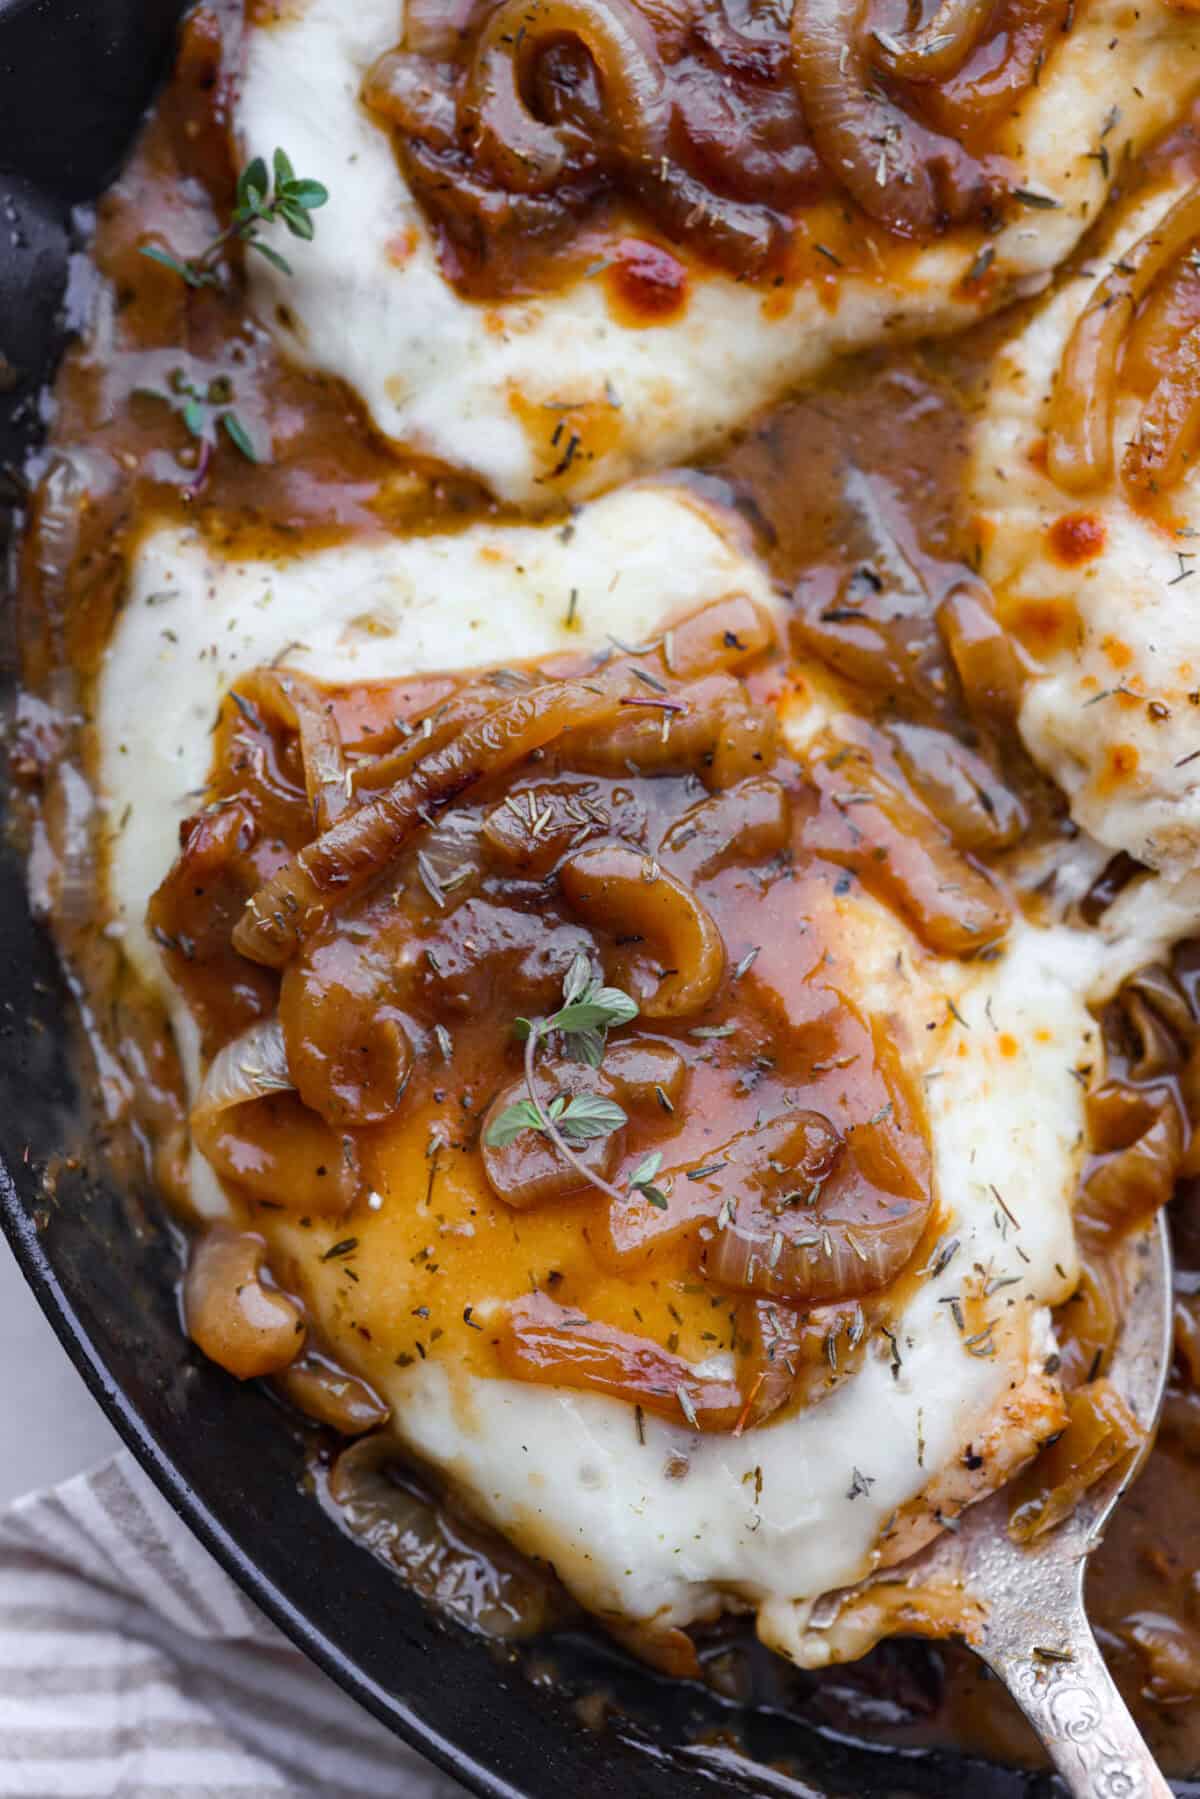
[0,1449,469,1797]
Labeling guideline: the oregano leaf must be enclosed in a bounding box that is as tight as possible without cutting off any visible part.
[555,1093,628,1142]
[561,952,593,1006]
[484,1099,543,1148]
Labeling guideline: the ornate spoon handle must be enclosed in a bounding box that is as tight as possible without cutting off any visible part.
[981,1605,1172,1798]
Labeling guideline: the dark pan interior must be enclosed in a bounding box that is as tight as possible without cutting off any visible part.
[0,3,1174,1794]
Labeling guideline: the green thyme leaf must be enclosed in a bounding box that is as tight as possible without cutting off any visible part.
[282,178,329,212]
[221,411,258,463]
[238,156,270,212]
[248,237,294,277]
[137,244,218,289]
[279,203,315,242]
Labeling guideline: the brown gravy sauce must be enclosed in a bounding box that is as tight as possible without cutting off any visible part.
[12,2,1200,1779]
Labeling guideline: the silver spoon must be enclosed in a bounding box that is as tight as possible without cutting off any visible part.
[812,1212,1174,1797]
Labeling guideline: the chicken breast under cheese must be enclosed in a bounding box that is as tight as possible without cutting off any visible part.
[234,0,1200,506]
[968,170,1200,882]
[94,480,1180,1667]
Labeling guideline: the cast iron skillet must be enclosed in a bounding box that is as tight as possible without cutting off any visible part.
[0,5,1179,1796]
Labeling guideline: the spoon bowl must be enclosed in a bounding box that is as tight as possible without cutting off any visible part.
[811,1212,1174,1797]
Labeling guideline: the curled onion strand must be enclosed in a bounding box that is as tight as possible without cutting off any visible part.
[1047,184,1200,493]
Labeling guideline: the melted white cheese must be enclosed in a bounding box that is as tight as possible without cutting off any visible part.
[235,0,1199,504]
[100,484,770,1000]
[969,175,1200,880]
[356,911,1093,1652]
[96,502,1163,1660]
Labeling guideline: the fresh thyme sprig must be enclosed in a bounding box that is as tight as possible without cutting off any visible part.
[137,369,259,471]
[140,148,328,290]
[485,955,638,1200]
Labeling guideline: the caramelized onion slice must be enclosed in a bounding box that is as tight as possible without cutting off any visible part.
[498,1292,744,1430]
[352,687,505,796]
[733,1298,807,1429]
[1122,962,1195,1042]
[706,1170,929,1303]
[364,50,460,146]
[1047,184,1200,493]
[886,720,1026,852]
[936,581,1027,729]
[1076,1095,1184,1240]
[659,776,791,878]
[329,1435,569,1640]
[1120,992,1183,1083]
[404,0,479,57]
[238,669,350,832]
[733,1296,868,1429]
[235,675,631,968]
[1182,1049,1200,1177]
[1123,320,1200,495]
[563,676,774,781]
[664,592,777,678]
[603,1036,688,1109]
[871,0,993,79]
[1056,1255,1122,1389]
[704,1088,931,1305]
[278,936,414,1129]
[191,1019,361,1217]
[633,157,780,273]
[147,799,274,1053]
[790,0,983,238]
[605,1619,701,1680]
[601,1110,834,1270]
[1008,1379,1142,1542]
[191,1016,294,1139]
[184,1226,305,1381]
[559,839,726,1018]
[198,1090,363,1216]
[1122,1614,1200,1705]
[461,0,669,194]
[801,730,1011,956]
[276,1352,390,1435]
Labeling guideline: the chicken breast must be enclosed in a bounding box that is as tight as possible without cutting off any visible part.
[235,0,1200,504]
[968,168,1200,880]
[94,489,1154,1665]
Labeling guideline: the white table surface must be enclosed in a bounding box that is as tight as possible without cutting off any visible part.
[0,1232,121,1506]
